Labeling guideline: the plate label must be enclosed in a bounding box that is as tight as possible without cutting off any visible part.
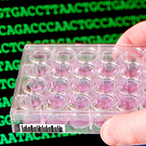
[20,124,66,133]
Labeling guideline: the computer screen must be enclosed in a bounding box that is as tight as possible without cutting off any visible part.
[0,0,146,145]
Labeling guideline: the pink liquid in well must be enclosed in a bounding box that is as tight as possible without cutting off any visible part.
[97,80,115,93]
[52,79,68,92]
[118,96,138,110]
[93,95,114,110]
[72,79,92,92]
[122,64,141,77]
[46,95,66,110]
[99,64,117,77]
[120,80,139,93]
[29,80,45,92]
[75,64,94,77]
[20,94,42,109]
[53,64,71,77]
[36,64,48,76]
[69,95,90,110]
[31,95,42,108]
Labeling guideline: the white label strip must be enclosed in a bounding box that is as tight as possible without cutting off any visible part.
[20,124,66,133]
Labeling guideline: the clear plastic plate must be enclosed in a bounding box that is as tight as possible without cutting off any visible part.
[10,44,146,134]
